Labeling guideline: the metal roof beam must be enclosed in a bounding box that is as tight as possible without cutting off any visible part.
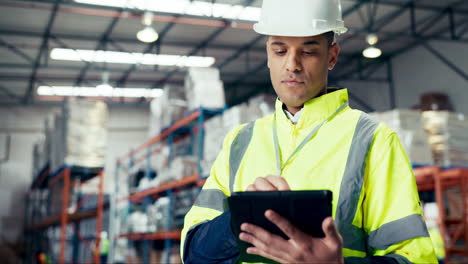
[73,13,122,86]
[0,38,35,64]
[336,9,468,85]
[0,84,21,102]
[23,0,60,104]
[336,0,468,80]
[422,42,468,82]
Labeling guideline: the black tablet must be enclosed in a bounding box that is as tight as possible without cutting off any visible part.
[227,190,332,263]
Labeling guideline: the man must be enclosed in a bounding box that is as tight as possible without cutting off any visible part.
[181,0,437,263]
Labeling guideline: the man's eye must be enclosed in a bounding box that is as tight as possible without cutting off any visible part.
[303,51,317,55]
[274,50,286,55]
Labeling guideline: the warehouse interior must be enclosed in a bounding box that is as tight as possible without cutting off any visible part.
[0,0,468,263]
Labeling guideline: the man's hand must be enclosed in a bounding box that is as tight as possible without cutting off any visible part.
[246,175,290,191]
[239,210,344,264]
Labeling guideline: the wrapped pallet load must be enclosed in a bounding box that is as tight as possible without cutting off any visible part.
[50,100,109,172]
[370,109,433,166]
[65,100,108,168]
[422,111,468,167]
[185,67,225,110]
[148,85,187,138]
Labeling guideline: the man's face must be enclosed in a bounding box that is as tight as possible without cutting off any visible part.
[266,34,340,108]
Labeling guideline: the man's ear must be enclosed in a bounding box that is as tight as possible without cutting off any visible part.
[328,43,340,70]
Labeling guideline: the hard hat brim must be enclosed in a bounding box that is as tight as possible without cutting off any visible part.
[253,23,348,37]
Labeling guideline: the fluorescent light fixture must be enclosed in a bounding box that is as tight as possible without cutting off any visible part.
[362,46,382,59]
[74,0,261,22]
[37,86,164,98]
[137,26,159,43]
[50,48,215,67]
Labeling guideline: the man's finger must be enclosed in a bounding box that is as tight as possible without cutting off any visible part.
[322,217,343,245]
[240,223,291,264]
[239,226,272,253]
[265,210,306,241]
[253,177,277,191]
[265,175,290,191]
[246,184,256,191]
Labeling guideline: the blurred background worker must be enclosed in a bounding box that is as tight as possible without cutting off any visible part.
[181,0,437,263]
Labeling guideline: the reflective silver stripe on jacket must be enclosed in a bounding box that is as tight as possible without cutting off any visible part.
[335,112,379,253]
[229,121,255,193]
[368,214,429,250]
[193,122,255,212]
[193,189,227,212]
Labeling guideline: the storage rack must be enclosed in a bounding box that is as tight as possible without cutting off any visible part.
[414,166,468,263]
[24,165,106,264]
[109,107,222,264]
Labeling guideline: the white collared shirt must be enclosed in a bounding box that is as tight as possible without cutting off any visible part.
[283,108,303,124]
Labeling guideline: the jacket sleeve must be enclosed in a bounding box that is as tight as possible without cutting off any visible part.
[361,124,438,264]
[183,211,239,263]
[180,125,245,263]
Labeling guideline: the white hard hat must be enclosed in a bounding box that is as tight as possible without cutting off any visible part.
[253,0,348,37]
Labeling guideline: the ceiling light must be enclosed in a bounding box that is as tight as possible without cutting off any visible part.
[37,86,164,98]
[137,26,159,43]
[137,11,158,43]
[96,72,114,94]
[366,33,379,45]
[362,33,381,58]
[50,48,216,67]
[74,0,261,22]
[362,46,382,59]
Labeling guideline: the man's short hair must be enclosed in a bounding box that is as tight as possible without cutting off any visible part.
[324,31,335,47]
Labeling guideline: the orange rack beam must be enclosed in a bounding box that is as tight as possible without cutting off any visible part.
[119,230,181,241]
[414,166,439,192]
[126,174,200,202]
[118,110,201,163]
[28,210,99,231]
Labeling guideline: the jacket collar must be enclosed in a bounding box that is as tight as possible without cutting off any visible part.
[275,88,349,130]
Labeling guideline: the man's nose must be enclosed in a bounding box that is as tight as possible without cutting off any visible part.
[285,52,302,72]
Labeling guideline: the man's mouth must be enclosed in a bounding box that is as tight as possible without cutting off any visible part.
[283,80,305,86]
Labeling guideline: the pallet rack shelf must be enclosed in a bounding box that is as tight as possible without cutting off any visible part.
[109,107,223,264]
[414,166,468,263]
[24,165,106,264]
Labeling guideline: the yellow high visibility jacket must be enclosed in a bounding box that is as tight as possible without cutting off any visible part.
[182,89,437,263]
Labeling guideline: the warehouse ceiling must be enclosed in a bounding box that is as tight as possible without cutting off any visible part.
[0,0,467,108]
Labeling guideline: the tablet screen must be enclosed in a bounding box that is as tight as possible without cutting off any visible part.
[227,190,332,263]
